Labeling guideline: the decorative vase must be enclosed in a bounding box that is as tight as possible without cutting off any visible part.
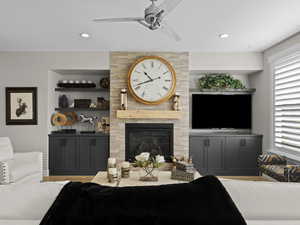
[139,166,159,182]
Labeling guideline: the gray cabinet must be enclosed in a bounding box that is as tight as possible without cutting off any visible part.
[190,134,262,176]
[49,134,109,175]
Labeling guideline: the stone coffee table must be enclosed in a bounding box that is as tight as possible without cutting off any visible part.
[92,170,201,187]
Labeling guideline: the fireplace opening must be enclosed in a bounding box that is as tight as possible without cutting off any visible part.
[125,123,174,162]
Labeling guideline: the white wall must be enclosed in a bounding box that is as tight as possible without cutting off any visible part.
[249,32,300,157]
[0,52,109,174]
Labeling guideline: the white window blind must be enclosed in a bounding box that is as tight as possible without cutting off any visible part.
[274,53,300,152]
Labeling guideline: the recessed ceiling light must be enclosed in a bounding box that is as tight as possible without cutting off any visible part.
[219,33,229,39]
[80,33,91,38]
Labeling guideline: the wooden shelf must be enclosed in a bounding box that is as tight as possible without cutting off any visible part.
[55,108,109,112]
[116,110,182,119]
[55,88,109,92]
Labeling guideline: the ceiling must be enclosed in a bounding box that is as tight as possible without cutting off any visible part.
[0,0,299,52]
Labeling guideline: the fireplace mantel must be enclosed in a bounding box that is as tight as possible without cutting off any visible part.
[116,110,182,120]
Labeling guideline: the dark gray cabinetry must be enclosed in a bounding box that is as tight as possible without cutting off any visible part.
[49,134,109,175]
[190,134,262,176]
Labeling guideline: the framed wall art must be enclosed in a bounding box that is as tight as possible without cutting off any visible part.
[5,87,38,125]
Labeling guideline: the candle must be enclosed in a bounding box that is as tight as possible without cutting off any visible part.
[108,158,116,165]
[108,168,117,175]
[122,161,130,168]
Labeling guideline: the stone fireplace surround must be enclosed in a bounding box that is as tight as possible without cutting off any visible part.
[110,52,189,161]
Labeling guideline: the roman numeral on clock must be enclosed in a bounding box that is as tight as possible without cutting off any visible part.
[163,86,168,91]
[142,63,147,69]
[165,79,171,82]
[135,86,141,91]
[151,61,154,68]
[142,91,145,97]
[163,71,169,75]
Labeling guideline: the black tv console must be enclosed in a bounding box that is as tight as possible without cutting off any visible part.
[189,132,263,176]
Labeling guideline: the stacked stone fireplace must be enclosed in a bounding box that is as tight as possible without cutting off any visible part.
[110,52,189,161]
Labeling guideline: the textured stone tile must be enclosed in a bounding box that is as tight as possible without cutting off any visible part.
[110,52,189,161]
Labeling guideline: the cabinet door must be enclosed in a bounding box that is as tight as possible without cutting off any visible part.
[189,137,207,174]
[78,136,109,174]
[206,137,225,174]
[49,137,77,173]
[225,136,262,175]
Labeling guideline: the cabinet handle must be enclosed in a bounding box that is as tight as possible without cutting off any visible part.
[240,139,246,147]
[204,139,210,147]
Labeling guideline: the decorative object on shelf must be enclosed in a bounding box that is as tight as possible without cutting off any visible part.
[5,87,38,125]
[57,80,96,88]
[51,112,78,126]
[58,95,69,108]
[198,74,245,90]
[127,56,176,105]
[100,77,110,89]
[79,114,98,126]
[63,112,78,126]
[121,161,131,178]
[51,112,67,126]
[120,88,128,110]
[172,92,181,111]
[96,117,110,133]
[74,99,92,108]
[90,102,97,108]
[97,97,109,110]
[134,152,165,182]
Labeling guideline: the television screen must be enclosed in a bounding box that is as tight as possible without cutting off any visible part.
[192,94,252,129]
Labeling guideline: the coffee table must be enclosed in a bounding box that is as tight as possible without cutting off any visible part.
[91,170,201,187]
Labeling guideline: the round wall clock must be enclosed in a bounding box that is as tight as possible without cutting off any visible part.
[128,56,176,105]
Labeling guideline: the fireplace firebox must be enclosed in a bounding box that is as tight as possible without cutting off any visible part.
[125,123,174,162]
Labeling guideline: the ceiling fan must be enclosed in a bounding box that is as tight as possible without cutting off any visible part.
[93,0,183,41]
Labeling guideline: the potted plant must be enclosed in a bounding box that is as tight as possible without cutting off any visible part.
[134,152,165,182]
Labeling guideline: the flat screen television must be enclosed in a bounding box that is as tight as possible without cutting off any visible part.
[192,94,252,129]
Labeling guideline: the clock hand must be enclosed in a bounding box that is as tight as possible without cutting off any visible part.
[135,77,161,86]
[144,72,153,81]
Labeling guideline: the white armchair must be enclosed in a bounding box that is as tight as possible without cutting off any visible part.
[0,137,43,185]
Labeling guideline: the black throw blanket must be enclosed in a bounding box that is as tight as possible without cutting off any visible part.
[40,176,246,225]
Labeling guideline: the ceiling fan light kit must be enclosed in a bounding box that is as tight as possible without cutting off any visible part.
[93,0,182,41]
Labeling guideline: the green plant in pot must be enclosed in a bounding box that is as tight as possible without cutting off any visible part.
[198,73,245,90]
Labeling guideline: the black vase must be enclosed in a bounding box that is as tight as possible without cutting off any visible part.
[59,95,69,108]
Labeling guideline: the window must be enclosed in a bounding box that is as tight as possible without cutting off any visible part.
[274,53,300,152]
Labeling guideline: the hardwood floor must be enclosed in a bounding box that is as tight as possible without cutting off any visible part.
[44,175,270,183]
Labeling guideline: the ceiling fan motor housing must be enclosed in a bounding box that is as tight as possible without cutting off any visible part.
[144,3,161,26]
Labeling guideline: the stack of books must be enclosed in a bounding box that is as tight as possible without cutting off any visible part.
[171,161,195,182]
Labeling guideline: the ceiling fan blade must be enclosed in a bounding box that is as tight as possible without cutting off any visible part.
[158,0,182,18]
[158,21,181,42]
[93,17,144,23]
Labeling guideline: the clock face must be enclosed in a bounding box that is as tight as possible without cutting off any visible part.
[128,56,176,104]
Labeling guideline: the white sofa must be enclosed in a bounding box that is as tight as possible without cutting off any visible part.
[0,137,43,184]
[0,179,300,225]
